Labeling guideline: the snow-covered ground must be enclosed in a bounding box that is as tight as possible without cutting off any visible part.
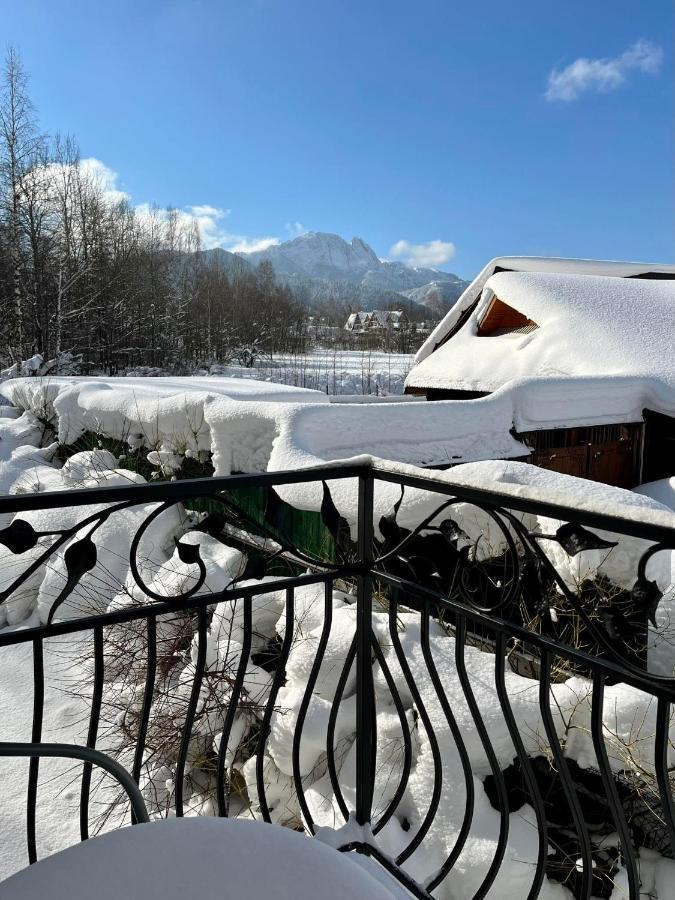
[200,349,416,396]
[0,383,674,897]
[2,348,417,397]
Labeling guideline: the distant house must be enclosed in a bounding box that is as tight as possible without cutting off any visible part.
[344,309,408,332]
[405,257,675,488]
[344,312,364,332]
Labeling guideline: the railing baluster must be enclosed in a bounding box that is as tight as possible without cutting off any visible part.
[387,598,442,866]
[216,598,252,817]
[27,637,44,865]
[539,648,592,900]
[131,614,157,824]
[326,633,356,824]
[493,632,547,900]
[355,471,376,828]
[654,697,675,856]
[420,605,475,892]
[454,617,509,900]
[80,625,104,840]
[590,672,640,899]
[292,579,333,834]
[256,587,295,823]
[175,605,207,817]
[371,633,412,834]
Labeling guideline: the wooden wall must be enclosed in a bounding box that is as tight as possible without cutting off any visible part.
[518,423,643,489]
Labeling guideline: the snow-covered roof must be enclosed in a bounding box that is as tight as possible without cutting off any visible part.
[406,263,675,423]
[412,256,675,367]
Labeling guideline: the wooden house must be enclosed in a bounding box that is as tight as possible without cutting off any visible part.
[344,310,409,333]
[405,258,675,489]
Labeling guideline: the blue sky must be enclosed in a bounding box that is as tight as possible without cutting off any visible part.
[2,0,672,277]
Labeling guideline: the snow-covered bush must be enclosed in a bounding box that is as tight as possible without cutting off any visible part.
[0,351,85,381]
[0,436,186,625]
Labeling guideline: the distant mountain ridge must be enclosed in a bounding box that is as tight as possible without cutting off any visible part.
[205,232,469,315]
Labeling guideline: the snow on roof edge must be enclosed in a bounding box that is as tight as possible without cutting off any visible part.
[404,372,675,430]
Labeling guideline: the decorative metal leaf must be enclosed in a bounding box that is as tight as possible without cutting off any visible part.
[175,538,203,566]
[438,517,469,548]
[632,575,663,627]
[378,485,408,544]
[264,486,292,534]
[47,536,98,625]
[0,519,38,554]
[64,536,97,581]
[379,513,408,545]
[320,481,352,560]
[555,523,618,557]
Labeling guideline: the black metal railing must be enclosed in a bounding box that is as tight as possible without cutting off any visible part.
[0,459,673,900]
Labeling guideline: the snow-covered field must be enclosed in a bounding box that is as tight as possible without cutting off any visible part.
[0,379,673,897]
[3,348,417,397]
[186,349,416,396]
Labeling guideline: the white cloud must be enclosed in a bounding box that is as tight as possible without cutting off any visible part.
[79,158,131,204]
[389,239,456,268]
[133,201,230,247]
[76,158,276,252]
[188,204,227,218]
[229,236,280,254]
[545,39,663,102]
[184,204,232,248]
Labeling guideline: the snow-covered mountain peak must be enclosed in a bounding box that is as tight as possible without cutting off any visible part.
[233,231,469,313]
[241,231,381,280]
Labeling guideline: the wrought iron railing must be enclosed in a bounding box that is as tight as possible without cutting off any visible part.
[0,460,673,900]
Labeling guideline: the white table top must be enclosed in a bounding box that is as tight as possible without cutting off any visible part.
[1,817,396,899]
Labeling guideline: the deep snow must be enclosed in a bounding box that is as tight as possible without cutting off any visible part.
[0,388,673,898]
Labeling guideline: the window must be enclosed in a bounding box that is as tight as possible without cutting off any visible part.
[477,297,539,337]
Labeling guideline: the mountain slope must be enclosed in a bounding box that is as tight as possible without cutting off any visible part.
[243,233,380,281]
[238,232,469,314]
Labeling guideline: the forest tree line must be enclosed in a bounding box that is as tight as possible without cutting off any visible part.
[0,49,309,374]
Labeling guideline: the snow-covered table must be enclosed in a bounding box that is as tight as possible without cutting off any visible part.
[1,817,396,900]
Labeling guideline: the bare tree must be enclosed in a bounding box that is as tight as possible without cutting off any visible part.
[0,46,41,360]
[0,50,350,374]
